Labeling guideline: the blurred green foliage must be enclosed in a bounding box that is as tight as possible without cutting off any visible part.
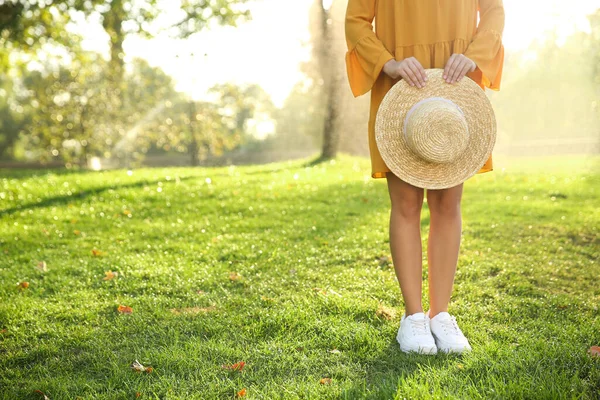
[0,0,278,167]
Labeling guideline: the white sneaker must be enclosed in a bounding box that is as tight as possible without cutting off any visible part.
[396,311,437,354]
[427,310,472,354]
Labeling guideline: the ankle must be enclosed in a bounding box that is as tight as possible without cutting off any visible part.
[428,309,447,319]
[405,307,424,316]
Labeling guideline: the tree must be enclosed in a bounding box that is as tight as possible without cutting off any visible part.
[311,0,343,160]
[1,0,250,78]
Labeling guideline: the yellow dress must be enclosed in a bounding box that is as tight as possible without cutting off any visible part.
[345,0,505,179]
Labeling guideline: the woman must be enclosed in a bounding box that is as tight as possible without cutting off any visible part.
[345,0,505,354]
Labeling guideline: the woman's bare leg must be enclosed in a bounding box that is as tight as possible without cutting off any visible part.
[386,172,425,316]
[425,183,464,319]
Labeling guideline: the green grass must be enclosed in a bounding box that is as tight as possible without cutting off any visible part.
[1,153,599,399]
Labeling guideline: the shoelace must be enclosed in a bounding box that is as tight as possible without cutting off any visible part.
[438,316,461,335]
[409,318,430,336]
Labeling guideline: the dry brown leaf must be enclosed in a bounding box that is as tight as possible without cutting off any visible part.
[0,329,7,334]
[312,287,327,295]
[91,249,103,257]
[170,306,215,315]
[222,361,245,372]
[117,305,133,314]
[131,359,146,372]
[18,281,29,289]
[103,271,118,281]
[236,388,247,397]
[376,304,396,320]
[135,393,141,398]
[319,377,332,385]
[588,346,600,357]
[229,272,241,281]
[36,261,48,272]
[34,389,50,400]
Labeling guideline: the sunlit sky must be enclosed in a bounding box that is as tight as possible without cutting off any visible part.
[72,0,599,107]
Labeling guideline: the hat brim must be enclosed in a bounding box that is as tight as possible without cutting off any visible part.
[375,69,496,189]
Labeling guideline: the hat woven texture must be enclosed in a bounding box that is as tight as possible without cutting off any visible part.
[375,68,497,190]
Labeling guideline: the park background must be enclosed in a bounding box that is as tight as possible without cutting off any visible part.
[0,0,599,399]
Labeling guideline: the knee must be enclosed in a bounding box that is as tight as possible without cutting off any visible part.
[390,194,423,219]
[427,195,461,217]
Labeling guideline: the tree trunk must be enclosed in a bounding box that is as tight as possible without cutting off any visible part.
[102,0,125,82]
[189,100,199,166]
[318,1,340,160]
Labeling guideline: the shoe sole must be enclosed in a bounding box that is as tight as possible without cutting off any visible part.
[432,337,472,354]
[397,334,438,355]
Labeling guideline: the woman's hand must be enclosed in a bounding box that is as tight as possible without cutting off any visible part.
[443,54,477,84]
[383,57,427,88]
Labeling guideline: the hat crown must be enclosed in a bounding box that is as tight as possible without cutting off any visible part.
[404,98,470,164]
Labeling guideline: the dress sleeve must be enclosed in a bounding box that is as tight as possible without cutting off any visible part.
[463,0,505,90]
[345,0,395,97]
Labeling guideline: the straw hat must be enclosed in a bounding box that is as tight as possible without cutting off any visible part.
[375,68,497,189]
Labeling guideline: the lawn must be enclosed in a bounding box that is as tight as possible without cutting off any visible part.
[1,154,599,399]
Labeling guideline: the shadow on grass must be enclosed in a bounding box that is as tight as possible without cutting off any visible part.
[0,176,194,218]
[340,339,464,399]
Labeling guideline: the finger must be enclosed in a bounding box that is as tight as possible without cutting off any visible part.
[454,57,469,83]
[456,62,472,82]
[410,58,427,85]
[443,54,457,81]
[448,56,462,83]
[399,70,415,87]
[407,61,424,88]
[401,65,419,87]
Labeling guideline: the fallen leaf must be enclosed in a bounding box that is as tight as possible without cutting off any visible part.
[33,389,50,399]
[319,378,332,385]
[588,346,600,357]
[328,349,341,354]
[145,367,153,373]
[170,306,215,315]
[0,329,7,334]
[376,303,396,320]
[117,305,133,314]
[36,261,48,272]
[260,295,275,302]
[103,271,118,281]
[236,388,247,397]
[18,281,29,289]
[131,359,146,372]
[135,393,141,398]
[229,272,241,281]
[91,249,103,257]
[312,287,327,295]
[222,361,245,371]
[378,255,391,267]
